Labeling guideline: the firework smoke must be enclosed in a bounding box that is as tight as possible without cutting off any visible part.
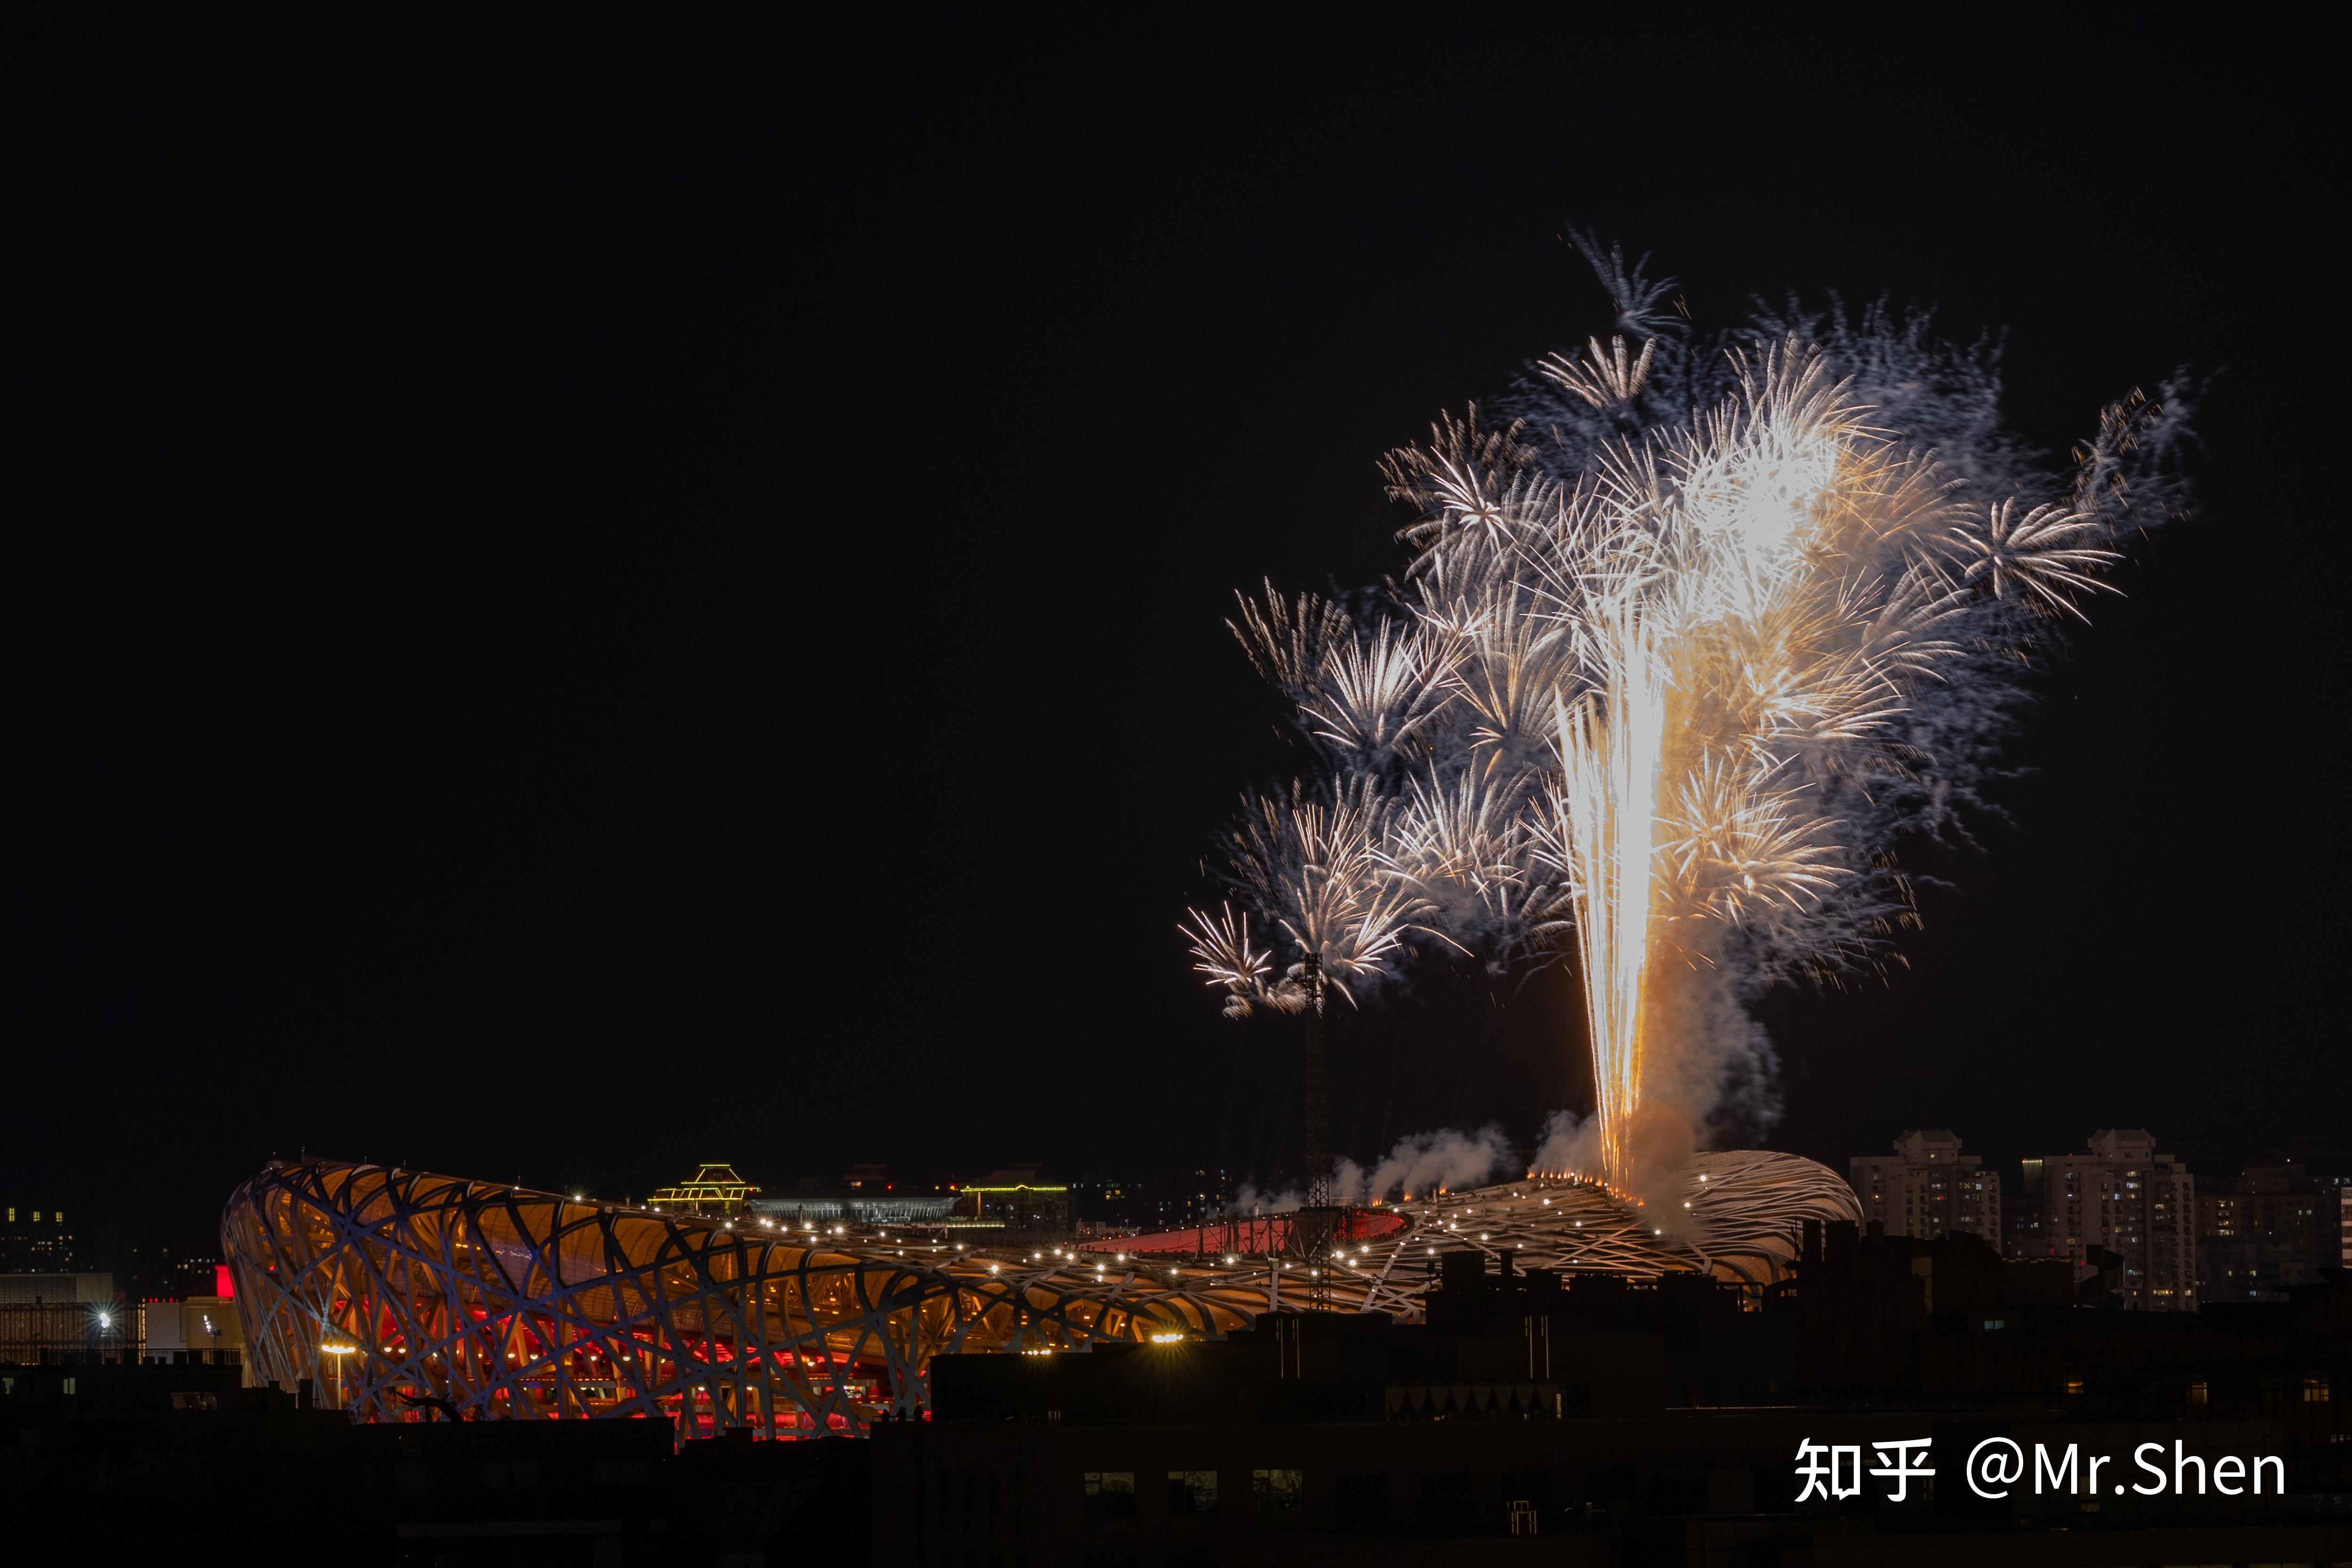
[1237,1124,1513,1213]
[1189,236,2192,1193]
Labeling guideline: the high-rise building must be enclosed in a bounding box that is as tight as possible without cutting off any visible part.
[0,1206,84,1273]
[2036,1130,2196,1312]
[1848,1131,2000,1242]
[1072,1169,1234,1233]
[2002,1159,2066,1259]
[2196,1152,2349,1303]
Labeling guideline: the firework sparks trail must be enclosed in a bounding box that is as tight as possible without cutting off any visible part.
[1550,602,1669,1190]
[1189,241,2192,1190]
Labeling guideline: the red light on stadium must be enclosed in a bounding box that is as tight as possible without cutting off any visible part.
[216,1263,235,1299]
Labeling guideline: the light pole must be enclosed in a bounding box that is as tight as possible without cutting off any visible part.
[320,1340,359,1409]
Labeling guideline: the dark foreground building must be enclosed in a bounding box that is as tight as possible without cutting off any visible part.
[0,1361,871,1560]
[9,1234,2348,1562]
[879,1242,2352,1565]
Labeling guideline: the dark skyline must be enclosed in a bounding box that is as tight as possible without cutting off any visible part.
[11,41,2342,1236]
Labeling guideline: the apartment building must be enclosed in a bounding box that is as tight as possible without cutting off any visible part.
[1849,1131,2000,1242]
[2037,1129,2196,1312]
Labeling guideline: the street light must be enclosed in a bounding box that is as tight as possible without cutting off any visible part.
[321,1339,359,1409]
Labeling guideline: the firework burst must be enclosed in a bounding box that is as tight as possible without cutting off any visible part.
[1189,241,2191,1189]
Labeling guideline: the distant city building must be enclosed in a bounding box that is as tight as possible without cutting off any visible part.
[0,1273,113,1306]
[2196,1151,2349,1303]
[0,1272,135,1364]
[113,1239,221,1307]
[140,1289,243,1367]
[2002,1159,2064,1259]
[1071,1169,1234,1234]
[746,1164,1025,1229]
[2034,1130,2196,1312]
[955,1182,1072,1238]
[1847,1131,1999,1242]
[0,1206,85,1273]
[751,1192,962,1227]
[647,1163,760,1218]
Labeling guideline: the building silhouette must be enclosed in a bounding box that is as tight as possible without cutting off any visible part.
[2199,1151,2352,1303]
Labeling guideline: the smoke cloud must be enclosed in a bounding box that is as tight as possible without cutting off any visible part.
[1333,1124,1512,1205]
[1233,1124,1513,1214]
[1531,1109,1597,1176]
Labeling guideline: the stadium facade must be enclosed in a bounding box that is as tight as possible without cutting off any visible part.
[222,1153,1858,1440]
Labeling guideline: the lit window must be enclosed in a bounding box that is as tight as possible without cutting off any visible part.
[1166,1471,1219,1513]
[1083,1472,1136,1517]
[1252,1469,1303,1513]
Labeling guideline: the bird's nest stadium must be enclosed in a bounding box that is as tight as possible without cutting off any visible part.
[222,1153,1860,1439]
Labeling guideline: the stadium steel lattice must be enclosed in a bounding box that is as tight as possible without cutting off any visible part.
[1084,1149,1865,1299]
[222,1153,1859,1437]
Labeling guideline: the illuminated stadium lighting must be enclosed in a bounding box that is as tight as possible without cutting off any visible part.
[222,1153,1858,1436]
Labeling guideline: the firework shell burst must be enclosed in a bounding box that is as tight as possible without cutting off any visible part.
[1187,238,2193,1189]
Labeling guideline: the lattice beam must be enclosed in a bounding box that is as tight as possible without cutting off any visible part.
[222,1151,1859,1437]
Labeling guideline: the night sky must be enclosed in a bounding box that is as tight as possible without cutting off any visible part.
[13,41,2342,1244]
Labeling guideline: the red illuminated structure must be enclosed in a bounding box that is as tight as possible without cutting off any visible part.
[222,1152,1859,1438]
[221,1160,1260,1439]
[1092,1207,1410,1259]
